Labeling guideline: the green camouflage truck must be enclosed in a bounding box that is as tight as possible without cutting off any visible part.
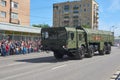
[41,27,114,59]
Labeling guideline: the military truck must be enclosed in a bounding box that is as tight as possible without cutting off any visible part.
[41,26,114,59]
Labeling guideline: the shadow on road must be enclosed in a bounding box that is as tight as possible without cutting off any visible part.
[15,52,107,63]
[16,56,70,63]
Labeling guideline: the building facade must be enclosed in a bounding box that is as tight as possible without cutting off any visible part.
[53,0,99,29]
[0,0,30,26]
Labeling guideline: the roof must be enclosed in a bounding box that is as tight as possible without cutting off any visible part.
[65,27,113,35]
[84,28,113,35]
[0,22,41,34]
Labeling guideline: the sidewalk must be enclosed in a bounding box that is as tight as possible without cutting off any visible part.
[111,70,120,80]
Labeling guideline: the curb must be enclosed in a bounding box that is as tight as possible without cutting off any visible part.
[110,70,120,80]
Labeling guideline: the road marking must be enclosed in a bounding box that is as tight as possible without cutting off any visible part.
[51,64,67,70]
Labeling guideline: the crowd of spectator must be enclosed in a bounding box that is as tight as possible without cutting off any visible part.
[0,39,41,56]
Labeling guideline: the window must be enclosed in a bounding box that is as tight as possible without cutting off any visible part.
[84,8,86,12]
[73,20,79,27]
[64,16,69,18]
[42,32,49,39]
[73,10,79,13]
[64,20,69,27]
[70,33,74,40]
[64,9,69,13]
[53,5,58,9]
[73,5,79,10]
[87,4,90,7]
[0,0,6,7]
[0,11,6,18]
[11,1,18,9]
[64,5,69,13]
[73,16,79,18]
[64,5,69,10]
[79,34,82,41]
[80,5,81,7]
[11,12,18,19]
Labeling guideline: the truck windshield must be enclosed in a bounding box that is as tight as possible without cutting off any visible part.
[42,30,66,40]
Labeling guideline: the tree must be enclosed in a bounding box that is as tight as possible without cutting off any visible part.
[82,25,91,29]
[32,24,49,28]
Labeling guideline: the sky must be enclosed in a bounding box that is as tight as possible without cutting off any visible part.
[30,0,120,36]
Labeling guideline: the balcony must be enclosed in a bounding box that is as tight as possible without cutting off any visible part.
[53,5,58,10]
[96,12,99,15]
[73,10,79,14]
[64,18,69,21]
[96,16,99,19]
[10,18,19,24]
[64,11,69,15]
[73,7,79,10]
[96,8,99,11]
[73,16,79,19]
[64,12,69,15]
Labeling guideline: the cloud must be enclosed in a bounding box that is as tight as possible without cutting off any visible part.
[109,0,120,11]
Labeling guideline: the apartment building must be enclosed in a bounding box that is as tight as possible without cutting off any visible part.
[0,0,30,26]
[53,0,99,29]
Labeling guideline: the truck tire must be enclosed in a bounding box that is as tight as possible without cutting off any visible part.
[67,52,74,58]
[85,46,94,58]
[106,44,111,54]
[99,50,105,55]
[54,51,64,59]
[74,48,84,60]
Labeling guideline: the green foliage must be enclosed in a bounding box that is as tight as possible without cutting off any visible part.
[82,25,91,29]
[32,24,49,28]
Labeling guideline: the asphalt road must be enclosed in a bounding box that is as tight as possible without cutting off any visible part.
[0,47,120,80]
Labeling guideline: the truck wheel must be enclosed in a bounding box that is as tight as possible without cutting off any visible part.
[54,52,64,59]
[106,44,111,54]
[74,48,84,60]
[106,51,111,54]
[99,50,105,55]
[85,46,94,58]
[67,53,74,58]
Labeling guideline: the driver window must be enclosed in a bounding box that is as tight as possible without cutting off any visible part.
[45,32,49,38]
[70,32,74,40]
[79,34,82,41]
[42,32,49,39]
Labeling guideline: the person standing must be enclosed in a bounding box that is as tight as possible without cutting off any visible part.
[6,43,10,56]
[1,42,6,56]
[0,41,1,55]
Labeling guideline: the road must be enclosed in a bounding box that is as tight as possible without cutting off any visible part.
[0,47,120,80]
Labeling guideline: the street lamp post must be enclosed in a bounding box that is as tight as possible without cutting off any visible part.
[110,26,114,32]
[110,26,118,36]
